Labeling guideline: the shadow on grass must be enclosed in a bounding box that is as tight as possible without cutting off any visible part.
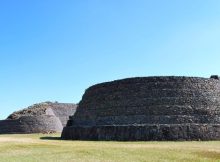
[196,151,220,160]
[40,136,61,140]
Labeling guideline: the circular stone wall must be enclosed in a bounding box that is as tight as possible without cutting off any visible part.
[0,115,63,134]
[62,76,220,140]
[0,102,77,134]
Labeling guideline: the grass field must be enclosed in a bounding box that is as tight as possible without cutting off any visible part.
[0,134,220,162]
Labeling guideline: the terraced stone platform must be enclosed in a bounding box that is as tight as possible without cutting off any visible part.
[0,102,77,134]
[62,76,220,140]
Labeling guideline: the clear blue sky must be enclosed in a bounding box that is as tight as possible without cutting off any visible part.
[1,0,220,119]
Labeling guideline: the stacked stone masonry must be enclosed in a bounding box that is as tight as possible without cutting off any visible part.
[0,102,77,134]
[62,76,220,140]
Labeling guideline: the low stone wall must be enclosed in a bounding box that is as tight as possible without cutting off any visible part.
[62,76,220,140]
[0,115,62,134]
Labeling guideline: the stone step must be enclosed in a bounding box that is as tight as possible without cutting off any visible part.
[61,124,220,141]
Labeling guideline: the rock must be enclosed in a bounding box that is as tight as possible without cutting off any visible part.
[210,75,219,80]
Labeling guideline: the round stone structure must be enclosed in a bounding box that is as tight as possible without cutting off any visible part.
[0,102,77,134]
[62,76,220,141]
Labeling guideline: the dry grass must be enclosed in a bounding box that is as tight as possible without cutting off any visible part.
[0,134,220,162]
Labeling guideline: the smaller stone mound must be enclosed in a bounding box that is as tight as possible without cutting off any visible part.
[0,116,62,134]
[0,101,77,134]
[7,102,54,120]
